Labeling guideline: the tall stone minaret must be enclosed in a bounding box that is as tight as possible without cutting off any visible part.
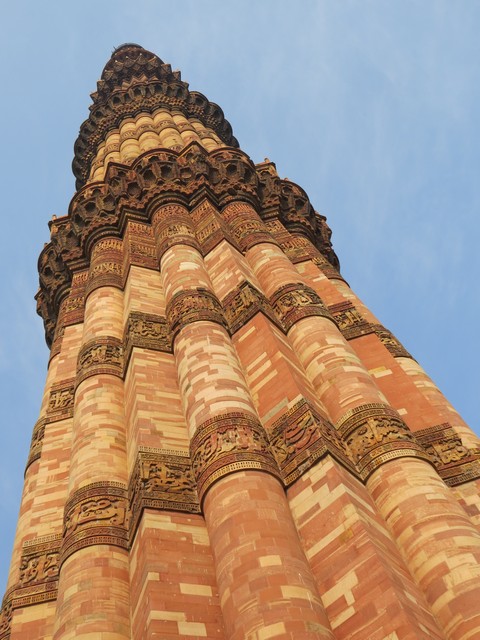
[2,43,480,640]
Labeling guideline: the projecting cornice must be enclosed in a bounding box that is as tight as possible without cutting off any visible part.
[37,143,340,347]
[72,44,238,189]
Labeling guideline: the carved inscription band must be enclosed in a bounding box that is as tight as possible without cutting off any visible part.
[415,423,480,487]
[269,399,352,486]
[166,288,228,338]
[76,336,123,386]
[61,482,128,565]
[328,301,413,359]
[0,534,61,637]
[123,311,172,367]
[129,448,200,541]
[190,412,280,501]
[270,282,334,331]
[337,403,430,479]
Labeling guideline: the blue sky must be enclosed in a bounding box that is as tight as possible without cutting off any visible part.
[0,1,479,592]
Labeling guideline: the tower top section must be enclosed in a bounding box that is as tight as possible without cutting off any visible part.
[72,44,239,189]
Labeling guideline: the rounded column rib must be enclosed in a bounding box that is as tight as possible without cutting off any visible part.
[154,204,335,640]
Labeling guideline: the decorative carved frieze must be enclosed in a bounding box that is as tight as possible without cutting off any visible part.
[61,482,128,564]
[221,202,275,252]
[46,380,75,422]
[166,288,228,338]
[192,200,233,255]
[190,412,280,501]
[222,281,280,335]
[337,403,430,480]
[0,589,13,640]
[0,535,61,636]
[270,283,333,331]
[415,423,480,486]
[372,324,413,359]
[123,311,172,367]
[38,144,340,347]
[152,204,200,258]
[76,337,123,386]
[25,418,47,473]
[129,448,200,540]
[269,399,351,485]
[16,535,61,606]
[328,301,373,340]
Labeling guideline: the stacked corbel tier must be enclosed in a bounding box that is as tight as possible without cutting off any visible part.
[2,43,480,640]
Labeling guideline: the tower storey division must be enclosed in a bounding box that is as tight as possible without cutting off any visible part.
[2,42,480,640]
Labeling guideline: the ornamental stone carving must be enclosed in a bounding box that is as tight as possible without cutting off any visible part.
[129,448,200,539]
[25,418,47,473]
[270,283,333,331]
[61,482,128,564]
[222,281,279,335]
[190,412,280,501]
[372,324,413,359]
[123,311,172,367]
[415,423,480,486]
[47,380,75,421]
[166,288,227,338]
[38,143,340,347]
[328,301,373,340]
[269,399,351,485]
[76,337,123,385]
[337,403,429,479]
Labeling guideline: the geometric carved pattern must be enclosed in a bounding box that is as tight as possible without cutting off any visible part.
[46,379,75,422]
[328,301,373,340]
[24,418,46,473]
[269,399,352,486]
[123,311,172,368]
[166,288,228,339]
[128,448,200,542]
[222,281,280,335]
[337,403,431,480]
[190,412,281,502]
[270,283,334,331]
[415,423,480,486]
[76,337,123,386]
[61,482,128,565]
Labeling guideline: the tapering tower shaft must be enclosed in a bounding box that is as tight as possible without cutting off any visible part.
[2,44,480,640]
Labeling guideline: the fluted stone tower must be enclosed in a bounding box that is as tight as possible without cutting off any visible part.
[2,43,480,640]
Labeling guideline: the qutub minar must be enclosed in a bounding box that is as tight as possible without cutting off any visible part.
[1,43,480,640]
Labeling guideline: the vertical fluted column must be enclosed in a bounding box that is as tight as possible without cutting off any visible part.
[223,201,480,640]
[153,203,334,640]
[53,239,130,640]
[294,248,480,526]
[4,289,84,640]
